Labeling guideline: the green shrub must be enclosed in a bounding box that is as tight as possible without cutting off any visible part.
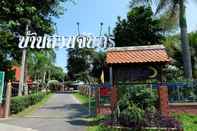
[10,92,47,114]
[126,86,157,109]
[118,85,157,109]
[113,85,158,126]
[119,102,144,126]
[47,80,61,91]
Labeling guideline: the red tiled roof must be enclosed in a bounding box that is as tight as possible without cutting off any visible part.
[12,66,20,81]
[106,45,170,64]
[12,66,32,81]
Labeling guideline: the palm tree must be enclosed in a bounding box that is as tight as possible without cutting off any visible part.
[27,49,56,82]
[131,0,193,79]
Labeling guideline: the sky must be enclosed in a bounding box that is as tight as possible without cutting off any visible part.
[53,0,197,72]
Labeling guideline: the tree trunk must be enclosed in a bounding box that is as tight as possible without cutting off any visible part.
[24,57,28,95]
[179,0,192,79]
[18,24,29,96]
[43,72,46,83]
[48,71,51,80]
[18,49,26,96]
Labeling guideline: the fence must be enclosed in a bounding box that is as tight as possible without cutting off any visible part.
[168,81,197,103]
[117,81,197,103]
[78,84,97,97]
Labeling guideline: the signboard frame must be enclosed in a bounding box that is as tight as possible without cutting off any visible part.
[0,71,5,104]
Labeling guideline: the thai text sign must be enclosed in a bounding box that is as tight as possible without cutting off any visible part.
[0,71,5,103]
[18,32,115,49]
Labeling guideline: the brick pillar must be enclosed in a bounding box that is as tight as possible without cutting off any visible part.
[0,104,5,118]
[158,85,169,116]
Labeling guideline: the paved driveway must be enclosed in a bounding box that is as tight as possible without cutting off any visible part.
[0,93,89,131]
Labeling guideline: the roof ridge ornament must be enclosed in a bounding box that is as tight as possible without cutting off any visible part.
[107,45,165,52]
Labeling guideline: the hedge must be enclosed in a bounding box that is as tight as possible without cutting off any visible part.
[10,92,48,114]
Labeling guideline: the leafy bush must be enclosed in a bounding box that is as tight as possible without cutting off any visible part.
[47,80,61,92]
[119,102,144,127]
[10,92,48,114]
[113,85,182,129]
[113,85,158,126]
[118,85,157,110]
[126,86,157,109]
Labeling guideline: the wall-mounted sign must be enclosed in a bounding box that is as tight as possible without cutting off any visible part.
[114,66,159,82]
[100,88,111,96]
[18,32,115,49]
[0,71,5,103]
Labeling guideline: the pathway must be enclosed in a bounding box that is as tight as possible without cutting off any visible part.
[0,93,89,131]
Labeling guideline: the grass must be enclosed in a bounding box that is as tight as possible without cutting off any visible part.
[86,115,112,131]
[174,113,197,131]
[73,92,197,131]
[13,93,52,117]
[72,92,135,131]
[72,92,96,112]
[73,92,90,105]
[73,92,113,131]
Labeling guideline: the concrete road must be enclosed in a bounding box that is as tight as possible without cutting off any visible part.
[0,93,89,131]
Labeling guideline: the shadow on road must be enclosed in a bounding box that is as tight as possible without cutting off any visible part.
[65,119,89,126]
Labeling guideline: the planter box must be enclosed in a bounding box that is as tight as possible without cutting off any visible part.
[104,125,183,131]
[169,102,197,115]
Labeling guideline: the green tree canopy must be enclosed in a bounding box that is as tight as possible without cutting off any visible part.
[67,48,94,81]
[130,0,193,79]
[164,31,197,79]
[113,6,164,47]
[67,47,107,83]
[0,0,71,80]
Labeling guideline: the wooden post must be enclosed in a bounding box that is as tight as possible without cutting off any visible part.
[5,81,12,118]
[96,88,100,115]
[109,66,113,85]
[111,86,118,111]
[158,85,169,116]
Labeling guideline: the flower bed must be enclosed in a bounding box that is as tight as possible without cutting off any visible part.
[102,123,182,131]
[102,116,183,131]
[109,85,183,130]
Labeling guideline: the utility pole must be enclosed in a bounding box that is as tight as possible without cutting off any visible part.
[18,24,29,96]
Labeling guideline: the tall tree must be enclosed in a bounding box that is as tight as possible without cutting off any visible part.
[114,6,164,47]
[67,48,94,81]
[131,0,193,79]
[27,50,56,82]
[164,32,197,79]
[0,0,72,95]
[91,52,106,81]
[0,31,21,81]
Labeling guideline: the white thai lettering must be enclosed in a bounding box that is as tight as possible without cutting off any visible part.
[46,36,53,48]
[36,36,44,49]
[18,36,26,48]
[18,32,115,49]
[30,36,36,48]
